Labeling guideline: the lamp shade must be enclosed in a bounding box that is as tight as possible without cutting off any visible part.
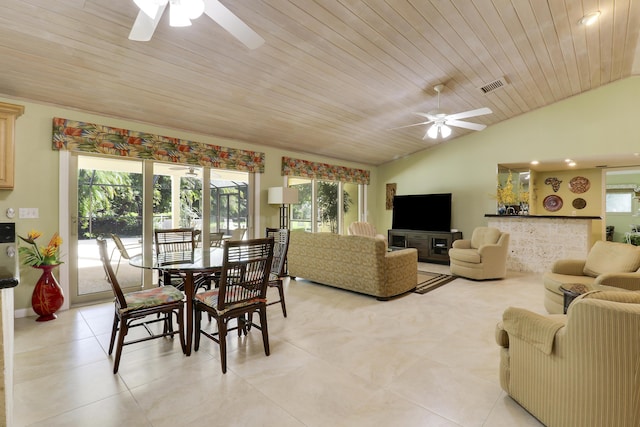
[268,187,299,205]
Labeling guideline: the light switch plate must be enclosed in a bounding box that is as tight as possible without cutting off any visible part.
[19,208,39,219]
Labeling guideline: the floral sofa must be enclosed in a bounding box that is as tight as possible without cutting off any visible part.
[287,231,417,300]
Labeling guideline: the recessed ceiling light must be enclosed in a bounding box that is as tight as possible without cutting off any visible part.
[579,11,601,26]
[530,160,539,165]
[565,159,572,163]
[568,161,576,167]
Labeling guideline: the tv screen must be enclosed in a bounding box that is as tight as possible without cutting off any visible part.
[392,193,452,232]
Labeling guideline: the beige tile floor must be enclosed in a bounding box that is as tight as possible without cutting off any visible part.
[14,263,546,427]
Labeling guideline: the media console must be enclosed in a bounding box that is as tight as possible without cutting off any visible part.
[388,229,463,264]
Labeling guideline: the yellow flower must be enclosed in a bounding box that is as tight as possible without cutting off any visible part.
[18,230,63,267]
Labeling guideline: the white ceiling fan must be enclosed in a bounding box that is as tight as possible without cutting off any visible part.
[392,85,492,140]
[169,166,200,177]
[129,0,265,49]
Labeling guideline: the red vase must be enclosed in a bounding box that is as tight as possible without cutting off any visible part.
[32,264,64,322]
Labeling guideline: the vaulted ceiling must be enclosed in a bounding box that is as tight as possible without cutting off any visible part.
[1,0,639,166]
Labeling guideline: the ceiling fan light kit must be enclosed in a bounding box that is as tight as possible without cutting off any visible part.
[129,0,265,49]
[391,84,492,140]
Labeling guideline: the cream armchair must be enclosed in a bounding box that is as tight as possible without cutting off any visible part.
[496,290,640,427]
[347,221,386,241]
[448,227,509,280]
[543,240,640,314]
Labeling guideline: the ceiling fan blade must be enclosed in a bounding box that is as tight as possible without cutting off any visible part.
[445,107,492,121]
[414,112,440,121]
[445,119,487,131]
[128,4,167,41]
[388,120,433,131]
[203,0,265,49]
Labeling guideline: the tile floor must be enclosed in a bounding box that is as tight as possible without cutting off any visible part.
[13,263,546,427]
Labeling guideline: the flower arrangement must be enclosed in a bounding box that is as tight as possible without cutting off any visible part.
[18,230,63,266]
[496,171,518,205]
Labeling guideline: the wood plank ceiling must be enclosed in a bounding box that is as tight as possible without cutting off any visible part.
[0,0,638,166]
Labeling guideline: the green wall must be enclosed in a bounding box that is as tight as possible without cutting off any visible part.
[0,97,376,312]
[376,76,640,240]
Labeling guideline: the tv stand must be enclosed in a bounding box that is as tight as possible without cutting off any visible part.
[388,229,462,264]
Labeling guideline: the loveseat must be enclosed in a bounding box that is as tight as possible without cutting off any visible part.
[496,290,640,427]
[287,231,417,300]
[543,240,640,314]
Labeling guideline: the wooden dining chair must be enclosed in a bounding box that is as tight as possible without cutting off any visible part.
[265,227,290,317]
[154,228,196,290]
[193,237,274,374]
[97,237,186,374]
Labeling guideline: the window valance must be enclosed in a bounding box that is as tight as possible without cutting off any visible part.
[281,156,370,185]
[52,118,265,173]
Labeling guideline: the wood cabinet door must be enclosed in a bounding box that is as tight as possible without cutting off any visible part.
[0,102,25,189]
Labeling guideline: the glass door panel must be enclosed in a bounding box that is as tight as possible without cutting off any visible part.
[209,169,249,235]
[72,155,143,303]
[289,178,312,232]
[316,181,339,233]
[342,182,359,234]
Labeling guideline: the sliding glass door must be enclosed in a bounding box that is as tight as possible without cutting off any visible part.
[69,155,251,305]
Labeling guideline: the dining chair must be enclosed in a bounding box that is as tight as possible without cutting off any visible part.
[193,237,274,374]
[265,227,290,317]
[97,237,186,374]
[109,233,140,277]
[228,228,247,241]
[209,232,224,247]
[154,227,196,290]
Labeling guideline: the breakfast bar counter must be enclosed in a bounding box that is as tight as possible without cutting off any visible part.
[485,214,601,273]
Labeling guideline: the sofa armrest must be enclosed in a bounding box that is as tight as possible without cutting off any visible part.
[452,239,471,249]
[384,248,418,290]
[495,321,509,348]
[477,243,506,257]
[502,307,567,355]
[551,259,587,275]
[594,272,640,291]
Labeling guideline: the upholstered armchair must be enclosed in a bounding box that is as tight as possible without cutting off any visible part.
[448,227,509,280]
[347,221,386,241]
[496,290,640,427]
[543,240,640,314]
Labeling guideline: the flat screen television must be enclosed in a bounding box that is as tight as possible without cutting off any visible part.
[392,193,452,232]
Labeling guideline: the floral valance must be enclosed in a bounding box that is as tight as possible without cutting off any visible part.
[52,118,265,173]
[281,156,370,185]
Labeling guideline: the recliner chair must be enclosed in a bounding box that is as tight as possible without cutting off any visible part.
[496,290,640,427]
[448,226,509,280]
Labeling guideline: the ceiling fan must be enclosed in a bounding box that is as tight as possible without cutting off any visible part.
[392,85,492,140]
[129,0,265,49]
[169,166,200,176]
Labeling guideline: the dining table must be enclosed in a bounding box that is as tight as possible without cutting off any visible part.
[129,247,224,356]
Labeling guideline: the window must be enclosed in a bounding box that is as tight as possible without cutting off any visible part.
[287,177,363,234]
[606,192,633,213]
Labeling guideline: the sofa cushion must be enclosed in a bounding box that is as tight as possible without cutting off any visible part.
[471,227,501,249]
[583,241,640,278]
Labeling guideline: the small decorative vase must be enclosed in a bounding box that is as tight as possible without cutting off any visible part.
[32,264,64,322]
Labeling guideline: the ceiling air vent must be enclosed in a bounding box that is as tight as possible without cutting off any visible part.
[478,77,508,95]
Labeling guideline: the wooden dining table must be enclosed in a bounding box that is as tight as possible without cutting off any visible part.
[129,247,224,356]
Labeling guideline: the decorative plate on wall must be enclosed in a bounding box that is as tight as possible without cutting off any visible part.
[569,176,590,194]
[572,198,587,209]
[543,195,563,212]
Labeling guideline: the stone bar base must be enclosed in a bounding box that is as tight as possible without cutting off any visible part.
[486,215,597,274]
